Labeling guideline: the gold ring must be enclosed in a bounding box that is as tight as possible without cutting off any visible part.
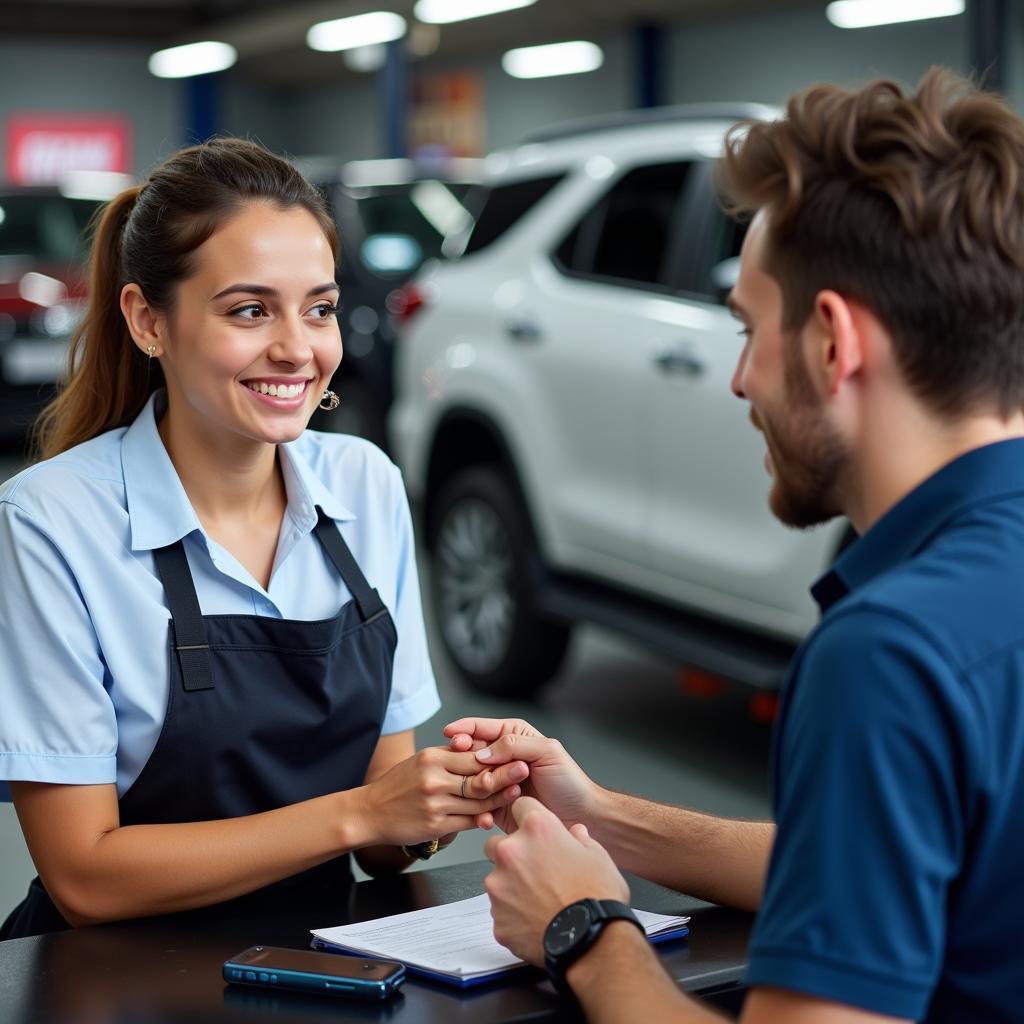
[460,775,468,799]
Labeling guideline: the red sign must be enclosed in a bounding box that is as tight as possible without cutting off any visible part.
[6,115,132,185]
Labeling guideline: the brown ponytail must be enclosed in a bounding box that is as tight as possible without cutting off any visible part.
[31,138,338,461]
[32,186,159,459]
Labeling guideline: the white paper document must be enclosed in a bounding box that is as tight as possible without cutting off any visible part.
[311,892,690,986]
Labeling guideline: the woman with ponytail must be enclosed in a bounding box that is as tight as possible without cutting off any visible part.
[0,139,526,937]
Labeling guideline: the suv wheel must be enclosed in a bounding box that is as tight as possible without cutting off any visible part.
[429,467,571,697]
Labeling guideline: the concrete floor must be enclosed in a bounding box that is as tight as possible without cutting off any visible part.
[0,449,773,917]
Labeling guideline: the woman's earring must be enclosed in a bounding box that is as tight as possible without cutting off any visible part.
[147,345,157,359]
[319,389,341,411]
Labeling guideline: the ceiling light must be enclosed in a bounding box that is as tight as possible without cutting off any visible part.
[307,12,407,52]
[825,0,964,29]
[148,41,237,78]
[414,0,537,24]
[502,41,603,79]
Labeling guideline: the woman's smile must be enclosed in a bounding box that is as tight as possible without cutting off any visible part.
[241,376,314,408]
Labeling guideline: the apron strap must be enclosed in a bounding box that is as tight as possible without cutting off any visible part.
[313,508,387,623]
[152,514,386,693]
[151,541,215,692]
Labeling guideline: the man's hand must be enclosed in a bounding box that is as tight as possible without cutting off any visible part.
[356,746,527,846]
[483,797,629,966]
[445,717,599,833]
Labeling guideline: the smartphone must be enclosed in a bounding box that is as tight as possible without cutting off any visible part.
[223,945,405,1000]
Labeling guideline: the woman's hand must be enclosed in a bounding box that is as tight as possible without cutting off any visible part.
[445,717,599,834]
[354,746,530,848]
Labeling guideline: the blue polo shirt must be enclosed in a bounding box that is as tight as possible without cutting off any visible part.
[0,391,440,800]
[745,439,1024,1021]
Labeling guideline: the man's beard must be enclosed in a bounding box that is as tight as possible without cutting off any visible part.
[752,340,850,529]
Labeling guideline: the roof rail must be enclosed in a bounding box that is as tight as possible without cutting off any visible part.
[522,102,780,145]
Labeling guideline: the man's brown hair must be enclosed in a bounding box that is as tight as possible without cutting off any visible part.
[718,68,1024,417]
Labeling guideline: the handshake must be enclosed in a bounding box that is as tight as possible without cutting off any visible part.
[443,717,630,970]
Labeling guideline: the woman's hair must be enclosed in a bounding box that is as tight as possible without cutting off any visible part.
[717,67,1024,418]
[32,137,339,460]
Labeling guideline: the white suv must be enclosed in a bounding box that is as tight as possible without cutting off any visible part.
[389,105,850,697]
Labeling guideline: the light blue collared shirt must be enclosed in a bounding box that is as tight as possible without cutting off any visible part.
[0,392,440,799]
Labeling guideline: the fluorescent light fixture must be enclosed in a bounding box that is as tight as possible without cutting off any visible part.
[826,0,964,28]
[307,12,406,52]
[414,0,536,25]
[502,41,603,79]
[148,40,237,78]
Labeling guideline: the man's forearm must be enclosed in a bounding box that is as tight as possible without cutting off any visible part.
[566,920,727,1024]
[586,788,773,911]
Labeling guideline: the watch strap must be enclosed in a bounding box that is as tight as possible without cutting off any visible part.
[544,898,644,997]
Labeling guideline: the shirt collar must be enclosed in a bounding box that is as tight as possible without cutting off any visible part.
[811,437,1024,613]
[122,391,204,552]
[278,439,355,531]
[121,391,355,553]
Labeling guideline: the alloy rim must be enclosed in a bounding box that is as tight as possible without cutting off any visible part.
[435,497,515,673]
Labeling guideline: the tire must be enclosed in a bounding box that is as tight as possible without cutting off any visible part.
[428,466,572,698]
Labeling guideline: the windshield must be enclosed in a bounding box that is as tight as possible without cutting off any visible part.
[353,182,474,273]
[0,195,100,264]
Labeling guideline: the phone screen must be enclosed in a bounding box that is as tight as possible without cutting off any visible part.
[230,946,401,982]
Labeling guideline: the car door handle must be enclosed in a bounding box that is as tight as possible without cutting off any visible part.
[654,346,705,377]
[505,318,543,343]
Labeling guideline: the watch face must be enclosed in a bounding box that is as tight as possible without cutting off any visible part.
[544,903,594,957]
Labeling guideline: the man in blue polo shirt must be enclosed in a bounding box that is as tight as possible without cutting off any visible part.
[445,69,1024,1022]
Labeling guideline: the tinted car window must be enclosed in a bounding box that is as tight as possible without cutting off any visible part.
[0,194,99,263]
[696,206,747,304]
[326,182,475,278]
[554,162,691,288]
[356,183,473,266]
[462,174,564,255]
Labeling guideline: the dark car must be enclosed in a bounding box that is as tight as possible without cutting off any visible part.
[0,186,103,449]
[299,157,481,450]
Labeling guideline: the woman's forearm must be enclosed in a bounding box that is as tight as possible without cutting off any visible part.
[43,787,374,926]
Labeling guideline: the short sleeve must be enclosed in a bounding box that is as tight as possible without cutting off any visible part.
[378,466,440,735]
[0,500,117,788]
[746,607,972,1019]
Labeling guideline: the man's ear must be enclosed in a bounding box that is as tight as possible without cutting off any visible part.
[120,283,167,358]
[811,290,863,396]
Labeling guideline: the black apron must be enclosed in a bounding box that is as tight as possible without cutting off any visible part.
[1,509,396,939]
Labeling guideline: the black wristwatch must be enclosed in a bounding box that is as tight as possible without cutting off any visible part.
[543,898,644,997]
